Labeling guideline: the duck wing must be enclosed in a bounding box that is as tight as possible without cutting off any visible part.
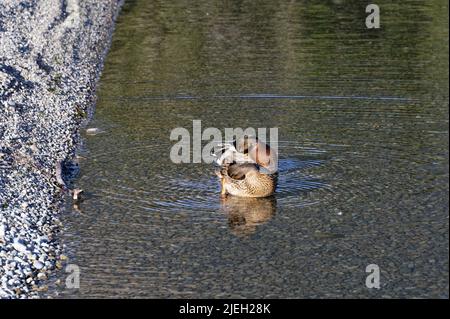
[226,163,259,180]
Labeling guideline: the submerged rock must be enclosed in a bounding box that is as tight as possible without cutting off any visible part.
[86,127,104,135]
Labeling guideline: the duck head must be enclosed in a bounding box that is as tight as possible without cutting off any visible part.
[234,136,278,174]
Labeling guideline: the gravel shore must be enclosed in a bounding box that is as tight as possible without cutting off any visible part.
[0,0,122,298]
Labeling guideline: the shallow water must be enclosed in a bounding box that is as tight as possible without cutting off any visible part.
[50,0,448,298]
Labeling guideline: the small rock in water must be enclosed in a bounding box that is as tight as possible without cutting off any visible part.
[86,128,102,135]
[72,189,83,201]
[75,154,86,161]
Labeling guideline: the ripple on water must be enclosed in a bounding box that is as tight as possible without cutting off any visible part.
[79,141,331,220]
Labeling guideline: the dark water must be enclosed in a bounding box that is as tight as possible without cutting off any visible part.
[50,0,448,298]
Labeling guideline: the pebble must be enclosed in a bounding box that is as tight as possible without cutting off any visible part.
[12,241,28,254]
[0,224,5,241]
[33,261,44,270]
[37,273,47,281]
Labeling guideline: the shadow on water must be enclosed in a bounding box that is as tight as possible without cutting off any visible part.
[48,0,448,298]
[222,196,277,237]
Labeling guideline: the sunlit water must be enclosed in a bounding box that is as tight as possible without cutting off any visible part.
[48,0,448,298]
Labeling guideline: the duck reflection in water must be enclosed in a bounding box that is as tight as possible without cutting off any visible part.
[220,195,277,237]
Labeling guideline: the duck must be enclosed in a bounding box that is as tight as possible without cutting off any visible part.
[214,136,278,198]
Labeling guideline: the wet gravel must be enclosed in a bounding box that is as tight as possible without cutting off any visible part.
[0,0,122,298]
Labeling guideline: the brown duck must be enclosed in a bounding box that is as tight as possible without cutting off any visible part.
[214,136,278,198]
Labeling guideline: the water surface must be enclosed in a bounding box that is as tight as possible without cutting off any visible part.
[51,0,448,298]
